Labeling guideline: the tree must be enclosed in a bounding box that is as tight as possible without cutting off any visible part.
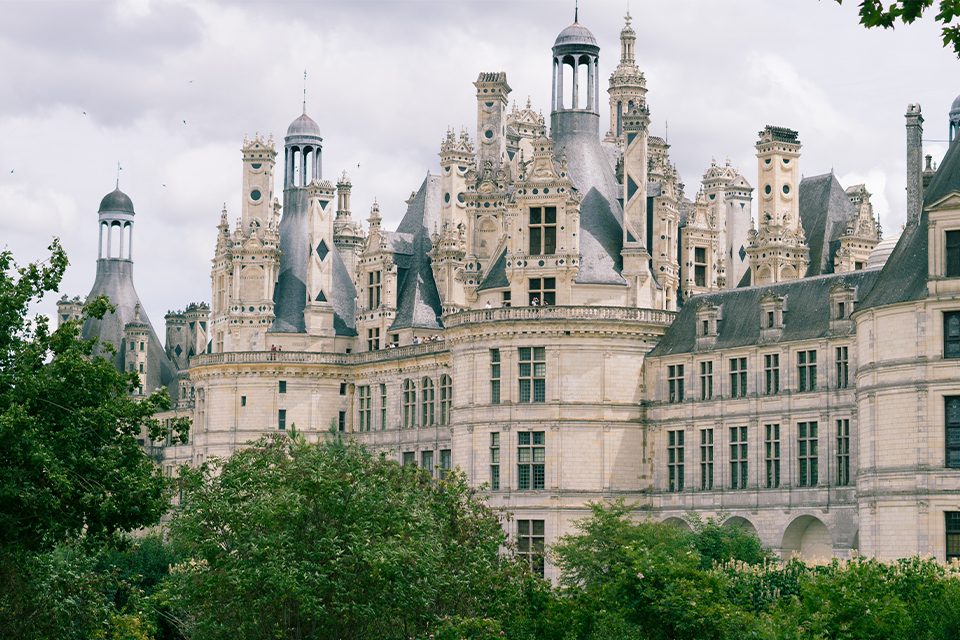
[834,0,960,56]
[160,434,527,640]
[0,240,187,552]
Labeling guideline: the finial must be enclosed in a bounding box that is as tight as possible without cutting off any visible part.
[574,0,578,23]
[116,161,122,188]
[302,69,307,114]
[526,95,532,109]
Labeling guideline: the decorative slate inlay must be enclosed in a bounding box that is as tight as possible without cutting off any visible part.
[174,344,183,356]
[627,176,638,201]
[315,290,327,302]
[318,200,330,209]
[739,245,747,261]
[316,239,329,260]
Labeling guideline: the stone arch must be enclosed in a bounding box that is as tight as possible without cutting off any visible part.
[474,217,498,259]
[239,265,264,301]
[781,515,832,561]
[756,265,773,286]
[780,265,797,280]
[724,515,759,539]
[661,517,692,532]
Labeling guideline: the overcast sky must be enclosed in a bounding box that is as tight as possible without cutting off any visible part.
[2,0,958,325]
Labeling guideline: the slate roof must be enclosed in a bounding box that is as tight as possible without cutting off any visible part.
[552,112,627,286]
[858,137,960,311]
[82,259,177,395]
[388,173,444,330]
[477,248,508,291]
[799,172,856,277]
[650,269,882,357]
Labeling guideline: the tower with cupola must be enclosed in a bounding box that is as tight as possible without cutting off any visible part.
[605,12,647,144]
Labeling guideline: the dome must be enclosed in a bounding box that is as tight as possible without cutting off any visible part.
[553,22,598,49]
[866,232,901,270]
[951,94,960,118]
[98,188,135,215]
[286,112,321,138]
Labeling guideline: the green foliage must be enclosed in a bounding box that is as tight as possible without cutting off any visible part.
[160,435,524,640]
[834,0,960,56]
[0,241,187,552]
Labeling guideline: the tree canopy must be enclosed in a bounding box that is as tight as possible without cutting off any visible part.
[834,0,960,56]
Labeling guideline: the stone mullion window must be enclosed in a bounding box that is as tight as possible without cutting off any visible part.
[699,361,713,400]
[528,278,556,306]
[947,397,960,468]
[798,350,817,392]
[729,357,747,398]
[421,450,434,477]
[694,246,707,287]
[517,519,545,577]
[668,364,685,403]
[764,423,781,488]
[490,432,501,490]
[402,379,417,429]
[420,377,435,427]
[490,349,502,404]
[379,383,387,430]
[798,421,819,486]
[835,346,849,389]
[367,269,382,308]
[836,418,851,485]
[528,206,557,255]
[518,347,546,403]
[439,449,451,479]
[358,385,371,432]
[729,426,748,489]
[946,512,960,561]
[667,429,684,492]
[439,375,452,425]
[699,428,714,490]
[764,353,780,395]
[517,431,545,490]
[945,312,960,359]
[947,230,960,277]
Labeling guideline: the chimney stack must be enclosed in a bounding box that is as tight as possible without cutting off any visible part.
[905,104,924,226]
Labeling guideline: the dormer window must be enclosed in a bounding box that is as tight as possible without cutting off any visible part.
[696,302,721,349]
[759,292,785,337]
[829,283,856,327]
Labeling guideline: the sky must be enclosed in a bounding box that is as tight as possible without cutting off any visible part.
[1,0,958,325]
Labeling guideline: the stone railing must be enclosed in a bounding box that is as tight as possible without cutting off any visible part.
[190,341,448,369]
[443,305,677,328]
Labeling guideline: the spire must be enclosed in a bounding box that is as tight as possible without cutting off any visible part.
[302,69,307,115]
[116,161,121,189]
[574,0,578,23]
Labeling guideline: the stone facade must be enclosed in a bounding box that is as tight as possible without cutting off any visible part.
[64,13,960,576]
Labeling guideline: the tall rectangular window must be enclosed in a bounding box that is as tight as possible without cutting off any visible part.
[518,347,546,403]
[729,426,748,489]
[420,378,435,427]
[667,429,684,492]
[730,357,747,398]
[947,397,960,468]
[764,423,780,488]
[947,230,960,277]
[402,451,415,467]
[700,428,714,490]
[668,364,685,403]
[947,512,960,561]
[517,519,545,577]
[421,450,434,476]
[439,449,451,479]
[402,379,416,429]
[439,375,452,425]
[798,421,819,486]
[358,385,371,432]
[368,270,382,308]
[764,353,780,395]
[490,432,501,490]
[279,380,287,394]
[699,361,713,400]
[694,246,707,287]
[278,409,286,431]
[338,410,346,432]
[798,350,817,392]
[835,346,849,389]
[518,431,545,490]
[945,312,960,359]
[836,418,851,486]
[528,206,557,255]
[528,278,556,306]
[490,349,502,404]
[380,383,387,430]
[367,327,381,352]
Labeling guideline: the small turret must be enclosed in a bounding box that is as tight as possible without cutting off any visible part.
[334,171,365,285]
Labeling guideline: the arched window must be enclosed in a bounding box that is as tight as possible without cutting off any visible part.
[402,379,417,429]
[439,375,452,425]
[421,377,435,427]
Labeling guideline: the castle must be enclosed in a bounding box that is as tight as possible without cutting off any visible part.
[58,13,960,578]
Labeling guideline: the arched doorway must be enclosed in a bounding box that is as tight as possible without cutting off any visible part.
[781,515,832,561]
